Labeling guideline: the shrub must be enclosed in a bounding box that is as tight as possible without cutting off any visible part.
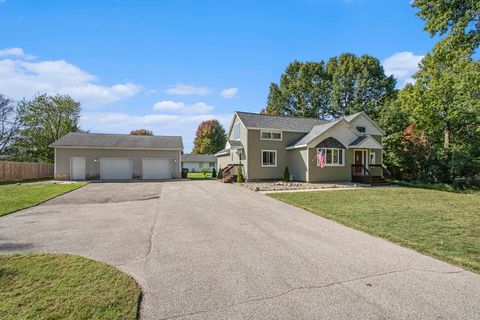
[237,166,244,183]
[200,167,209,177]
[217,167,223,179]
[212,168,217,178]
[283,166,290,182]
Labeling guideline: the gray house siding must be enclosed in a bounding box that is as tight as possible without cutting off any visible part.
[247,130,304,180]
[308,148,354,182]
[216,154,230,172]
[54,147,181,180]
[287,148,308,181]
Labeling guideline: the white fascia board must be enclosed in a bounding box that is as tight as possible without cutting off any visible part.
[286,144,307,150]
[348,136,382,149]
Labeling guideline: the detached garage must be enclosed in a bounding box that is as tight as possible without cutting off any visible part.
[50,132,183,180]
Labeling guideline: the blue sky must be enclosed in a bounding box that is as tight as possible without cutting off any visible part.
[0,0,435,151]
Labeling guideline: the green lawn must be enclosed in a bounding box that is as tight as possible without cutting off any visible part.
[0,253,141,320]
[187,172,213,179]
[0,181,86,217]
[269,188,480,273]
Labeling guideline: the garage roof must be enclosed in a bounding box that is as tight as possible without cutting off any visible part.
[50,132,183,150]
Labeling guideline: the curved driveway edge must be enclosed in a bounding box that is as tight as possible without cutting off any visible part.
[1,181,479,319]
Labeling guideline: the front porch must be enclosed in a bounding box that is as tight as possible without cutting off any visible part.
[351,163,390,185]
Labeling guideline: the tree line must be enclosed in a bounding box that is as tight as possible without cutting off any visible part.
[0,94,81,163]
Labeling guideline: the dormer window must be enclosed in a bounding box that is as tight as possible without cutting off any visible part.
[356,126,366,133]
[260,130,282,141]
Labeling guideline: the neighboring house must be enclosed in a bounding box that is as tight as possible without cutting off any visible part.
[215,111,385,182]
[50,132,183,180]
[182,154,216,172]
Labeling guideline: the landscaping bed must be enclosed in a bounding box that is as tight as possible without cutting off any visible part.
[269,187,480,273]
[0,253,141,320]
[241,180,364,192]
[0,180,86,217]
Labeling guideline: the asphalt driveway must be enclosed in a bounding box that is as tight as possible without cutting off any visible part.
[1,181,479,319]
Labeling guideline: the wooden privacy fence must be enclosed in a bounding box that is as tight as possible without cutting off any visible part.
[0,161,54,181]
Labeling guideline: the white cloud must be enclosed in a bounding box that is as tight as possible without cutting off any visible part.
[219,87,239,99]
[382,51,424,88]
[0,48,141,107]
[166,84,210,96]
[0,47,35,60]
[153,100,214,114]
[80,112,231,152]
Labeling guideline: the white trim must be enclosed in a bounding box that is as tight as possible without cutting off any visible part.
[317,148,345,167]
[70,156,86,180]
[348,135,382,149]
[261,150,277,167]
[353,149,368,169]
[286,144,307,150]
[306,147,310,182]
[232,121,242,141]
[260,130,282,141]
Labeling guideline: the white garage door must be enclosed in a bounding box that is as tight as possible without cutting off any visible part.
[71,157,86,180]
[100,158,132,180]
[142,159,171,180]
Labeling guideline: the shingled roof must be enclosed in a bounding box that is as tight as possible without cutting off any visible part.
[50,132,183,149]
[236,112,328,132]
[182,154,216,162]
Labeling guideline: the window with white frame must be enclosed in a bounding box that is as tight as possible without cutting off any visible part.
[370,152,376,164]
[209,162,215,167]
[233,122,241,140]
[318,148,344,166]
[261,150,277,167]
[260,130,282,141]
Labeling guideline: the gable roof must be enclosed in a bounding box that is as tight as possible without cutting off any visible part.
[344,111,385,135]
[315,137,346,149]
[286,120,344,148]
[50,132,183,150]
[348,135,382,149]
[235,111,328,133]
[182,154,216,162]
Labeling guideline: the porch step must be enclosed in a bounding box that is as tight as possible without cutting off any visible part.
[370,177,389,186]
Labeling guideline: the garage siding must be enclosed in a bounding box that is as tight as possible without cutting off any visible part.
[54,148,181,180]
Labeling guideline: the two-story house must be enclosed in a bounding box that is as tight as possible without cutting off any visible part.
[215,111,386,183]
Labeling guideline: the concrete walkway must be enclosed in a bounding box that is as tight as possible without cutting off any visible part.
[1,181,479,319]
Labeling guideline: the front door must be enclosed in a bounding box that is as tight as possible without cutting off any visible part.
[354,150,364,174]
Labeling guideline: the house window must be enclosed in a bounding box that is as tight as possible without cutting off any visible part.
[356,126,366,133]
[370,153,376,164]
[209,162,215,167]
[261,150,277,167]
[319,148,344,166]
[233,122,241,140]
[260,130,282,141]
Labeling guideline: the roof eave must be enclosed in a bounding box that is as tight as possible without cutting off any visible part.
[286,144,307,150]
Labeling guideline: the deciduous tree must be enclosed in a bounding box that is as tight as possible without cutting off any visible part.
[192,119,226,155]
[266,54,396,119]
[13,94,81,162]
[0,95,21,154]
[130,129,153,136]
